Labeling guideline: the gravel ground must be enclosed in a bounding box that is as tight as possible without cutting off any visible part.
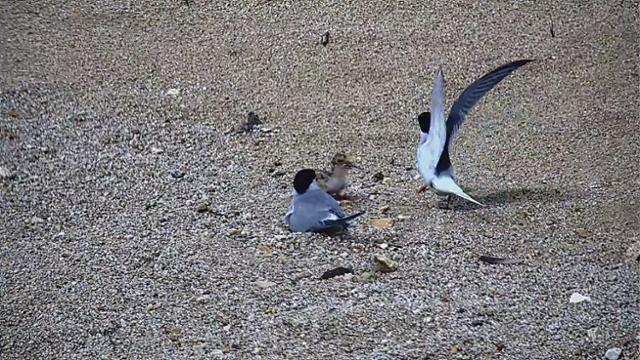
[1,1,639,359]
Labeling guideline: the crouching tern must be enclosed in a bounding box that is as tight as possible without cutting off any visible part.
[417,59,533,207]
[285,169,364,233]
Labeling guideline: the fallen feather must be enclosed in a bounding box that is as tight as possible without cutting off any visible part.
[479,256,523,265]
[320,266,353,280]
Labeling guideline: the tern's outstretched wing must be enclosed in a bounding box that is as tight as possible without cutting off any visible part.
[435,59,533,174]
[417,68,447,179]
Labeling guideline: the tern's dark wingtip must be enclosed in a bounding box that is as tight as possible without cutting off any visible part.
[515,59,536,65]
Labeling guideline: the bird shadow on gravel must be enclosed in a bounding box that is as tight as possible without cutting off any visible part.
[450,187,574,211]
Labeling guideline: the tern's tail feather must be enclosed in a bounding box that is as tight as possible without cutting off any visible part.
[321,211,365,227]
[453,189,484,206]
[433,176,484,206]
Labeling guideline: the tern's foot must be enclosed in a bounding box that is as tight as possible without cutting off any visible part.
[332,193,356,201]
[436,196,454,210]
[417,185,428,193]
[436,201,450,210]
[321,226,346,237]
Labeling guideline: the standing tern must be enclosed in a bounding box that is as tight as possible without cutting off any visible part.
[417,59,533,207]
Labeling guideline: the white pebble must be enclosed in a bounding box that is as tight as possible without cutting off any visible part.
[604,347,622,360]
[569,292,591,303]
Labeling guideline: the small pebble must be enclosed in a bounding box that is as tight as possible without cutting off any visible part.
[195,295,210,304]
[604,347,622,360]
[254,280,276,289]
[357,271,377,283]
[373,253,398,273]
[166,88,180,96]
[569,292,591,303]
[575,228,591,238]
[170,170,185,179]
[256,244,273,257]
[196,203,210,213]
[0,167,16,179]
[369,218,394,229]
[320,31,330,46]
[240,111,262,133]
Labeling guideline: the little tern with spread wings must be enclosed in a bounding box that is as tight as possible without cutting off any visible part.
[417,60,533,207]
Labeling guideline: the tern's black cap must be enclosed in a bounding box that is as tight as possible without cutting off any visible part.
[417,112,431,133]
[293,169,316,194]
